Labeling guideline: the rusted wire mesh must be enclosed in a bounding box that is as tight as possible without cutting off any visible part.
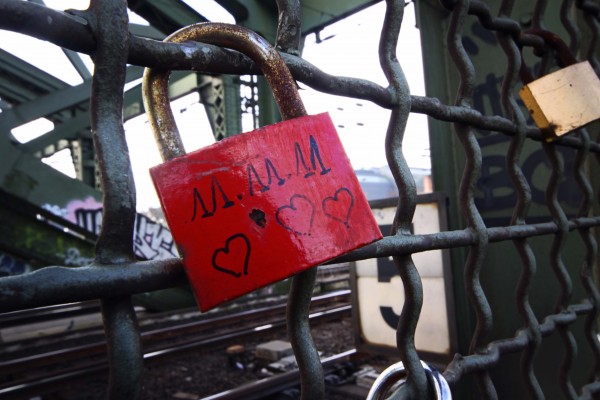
[1,0,600,399]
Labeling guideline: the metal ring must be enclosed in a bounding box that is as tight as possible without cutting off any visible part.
[366,360,452,400]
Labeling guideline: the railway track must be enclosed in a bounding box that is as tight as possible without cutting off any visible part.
[1,266,349,347]
[0,290,351,399]
[204,349,359,400]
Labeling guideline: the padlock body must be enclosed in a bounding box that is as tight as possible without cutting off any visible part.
[519,61,600,141]
[151,113,382,311]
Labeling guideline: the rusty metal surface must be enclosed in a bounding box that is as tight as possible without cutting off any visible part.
[1,0,600,399]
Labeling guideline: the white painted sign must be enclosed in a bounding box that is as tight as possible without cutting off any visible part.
[353,195,453,356]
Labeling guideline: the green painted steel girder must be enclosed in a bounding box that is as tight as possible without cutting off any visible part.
[212,0,248,23]
[227,0,381,43]
[128,0,207,34]
[0,66,144,133]
[20,113,89,154]
[61,49,92,81]
[0,74,38,103]
[299,0,382,35]
[129,23,166,40]
[123,70,200,121]
[0,48,66,96]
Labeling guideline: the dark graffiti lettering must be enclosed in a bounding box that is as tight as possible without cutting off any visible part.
[75,207,103,235]
[247,158,285,196]
[295,142,313,178]
[191,176,235,220]
[73,207,177,260]
[185,134,334,224]
[295,135,331,177]
[309,135,331,176]
[134,214,178,260]
[471,70,581,222]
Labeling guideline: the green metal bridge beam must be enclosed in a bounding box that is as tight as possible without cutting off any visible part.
[20,113,89,154]
[128,0,207,34]
[213,0,248,23]
[129,23,166,40]
[61,48,92,81]
[1,66,144,133]
[0,48,66,95]
[0,74,38,103]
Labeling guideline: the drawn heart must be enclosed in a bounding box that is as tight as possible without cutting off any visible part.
[211,234,251,278]
[322,187,354,227]
[276,194,315,235]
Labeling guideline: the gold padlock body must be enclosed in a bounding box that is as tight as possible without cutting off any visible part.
[519,61,600,142]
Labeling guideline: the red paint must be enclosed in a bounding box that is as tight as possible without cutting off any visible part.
[151,113,382,311]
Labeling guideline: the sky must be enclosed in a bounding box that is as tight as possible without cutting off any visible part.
[1,0,429,212]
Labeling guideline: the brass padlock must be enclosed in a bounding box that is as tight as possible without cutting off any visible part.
[519,30,600,142]
[143,23,382,311]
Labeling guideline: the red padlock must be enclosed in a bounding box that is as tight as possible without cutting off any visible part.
[143,23,382,311]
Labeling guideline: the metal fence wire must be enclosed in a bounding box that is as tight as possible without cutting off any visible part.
[1,0,600,399]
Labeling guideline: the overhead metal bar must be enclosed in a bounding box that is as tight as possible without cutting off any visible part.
[299,0,382,36]
[20,113,89,154]
[128,0,207,34]
[129,23,165,40]
[62,49,92,81]
[0,48,67,101]
[0,81,89,131]
[123,70,200,121]
[0,74,38,103]
[0,66,144,132]
[213,0,248,23]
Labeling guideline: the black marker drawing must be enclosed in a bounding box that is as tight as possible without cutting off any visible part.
[276,194,315,235]
[322,187,354,228]
[191,176,235,221]
[294,135,331,178]
[247,158,286,196]
[211,233,251,278]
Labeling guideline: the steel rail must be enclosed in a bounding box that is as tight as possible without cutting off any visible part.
[0,305,351,399]
[0,290,350,376]
[204,349,358,400]
[0,300,100,329]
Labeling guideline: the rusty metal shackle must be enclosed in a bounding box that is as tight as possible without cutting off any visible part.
[519,29,578,84]
[142,22,306,161]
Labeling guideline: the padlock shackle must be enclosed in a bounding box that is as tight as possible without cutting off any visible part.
[143,23,307,161]
[526,29,578,67]
[519,29,578,85]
